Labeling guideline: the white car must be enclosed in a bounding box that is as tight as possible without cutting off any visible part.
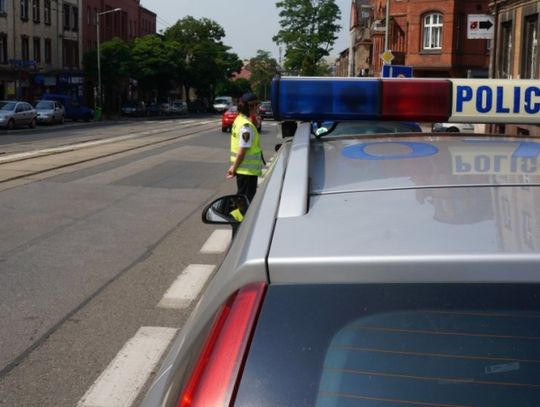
[213,96,233,113]
[432,122,475,132]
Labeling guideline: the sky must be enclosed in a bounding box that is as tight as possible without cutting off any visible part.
[139,0,352,62]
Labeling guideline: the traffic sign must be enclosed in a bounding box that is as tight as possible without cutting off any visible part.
[467,14,495,39]
[380,50,394,65]
[382,65,413,78]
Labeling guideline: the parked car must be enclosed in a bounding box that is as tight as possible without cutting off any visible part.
[259,101,273,119]
[120,101,145,117]
[167,100,188,115]
[311,120,422,137]
[41,94,94,122]
[0,101,37,129]
[221,105,262,133]
[188,99,208,113]
[213,96,233,113]
[432,122,475,132]
[34,100,65,124]
[145,102,161,117]
[142,77,540,407]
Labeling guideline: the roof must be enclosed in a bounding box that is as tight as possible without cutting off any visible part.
[267,131,540,284]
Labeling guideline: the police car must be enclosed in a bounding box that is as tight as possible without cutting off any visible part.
[142,77,540,407]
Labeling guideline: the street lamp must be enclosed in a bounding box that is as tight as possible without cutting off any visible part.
[97,8,121,117]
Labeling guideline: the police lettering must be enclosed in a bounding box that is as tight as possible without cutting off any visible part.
[456,85,540,114]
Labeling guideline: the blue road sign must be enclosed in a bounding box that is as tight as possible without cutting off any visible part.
[382,65,413,78]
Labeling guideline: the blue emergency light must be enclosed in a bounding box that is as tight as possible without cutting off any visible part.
[271,77,540,124]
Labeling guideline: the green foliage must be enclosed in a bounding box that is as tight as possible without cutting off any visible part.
[131,35,184,95]
[83,37,132,113]
[273,0,341,76]
[249,50,279,100]
[165,16,242,99]
[215,78,252,99]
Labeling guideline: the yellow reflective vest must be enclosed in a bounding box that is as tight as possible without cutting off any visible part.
[229,208,244,222]
[230,114,262,176]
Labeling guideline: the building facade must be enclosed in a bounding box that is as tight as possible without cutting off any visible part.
[490,0,540,136]
[371,0,491,77]
[82,0,155,54]
[0,0,155,103]
[81,0,156,108]
[0,0,83,100]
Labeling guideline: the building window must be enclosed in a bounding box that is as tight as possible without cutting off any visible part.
[63,39,79,68]
[522,14,538,79]
[44,38,51,63]
[0,0,6,14]
[500,21,513,78]
[44,0,50,24]
[20,0,28,20]
[0,34,7,63]
[63,4,70,30]
[21,36,29,60]
[72,6,78,31]
[32,0,39,22]
[422,12,443,50]
[33,37,40,62]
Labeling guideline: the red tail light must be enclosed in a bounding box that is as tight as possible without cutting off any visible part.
[178,282,267,407]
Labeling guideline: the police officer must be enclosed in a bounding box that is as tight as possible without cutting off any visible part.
[226,92,263,203]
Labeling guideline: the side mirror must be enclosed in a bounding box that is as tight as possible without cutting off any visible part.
[202,194,250,225]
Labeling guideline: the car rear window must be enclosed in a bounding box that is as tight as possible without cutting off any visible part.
[235,284,540,407]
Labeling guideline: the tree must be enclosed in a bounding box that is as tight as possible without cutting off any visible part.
[273,0,341,76]
[131,35,184,101]
[165,16,242,101]
[249,50,279,100]
[83,37,132,114]
[215,78,252,100]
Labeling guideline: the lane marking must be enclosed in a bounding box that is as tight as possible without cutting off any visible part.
[0,120,220,164]
[200,229,231,254]
[157,264,215,309]
[77,326,177,407]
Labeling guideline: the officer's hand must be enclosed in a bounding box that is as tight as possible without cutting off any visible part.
[226,166,236,179]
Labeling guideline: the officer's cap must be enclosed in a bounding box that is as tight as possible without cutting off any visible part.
[240,92,258,104]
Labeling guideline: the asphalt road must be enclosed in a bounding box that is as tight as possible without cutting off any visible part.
[0,116,279,406]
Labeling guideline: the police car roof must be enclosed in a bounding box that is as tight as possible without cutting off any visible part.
[268,131,540,284]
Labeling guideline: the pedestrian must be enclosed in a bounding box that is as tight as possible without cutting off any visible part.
[226,92,263,204]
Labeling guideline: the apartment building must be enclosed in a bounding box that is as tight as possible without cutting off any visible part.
[0,0,155,103]
[372,0,491,77]
[0,0,82,100]
[82,0,155,53]
[491,0,539,136]
[340,0,492,78]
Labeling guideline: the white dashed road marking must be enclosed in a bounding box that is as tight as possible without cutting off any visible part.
[77,326,177,407]
[200,229,232,254]
[157,264,215,309]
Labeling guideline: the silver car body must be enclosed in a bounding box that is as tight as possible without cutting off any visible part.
[142,77,540,406]
[0,101,37,129]
[35,100,65,124]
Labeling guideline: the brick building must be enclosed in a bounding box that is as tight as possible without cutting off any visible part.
[490,0,539,136]
[371,0,491,77]
[81,0,155,108]
[82,0,155,53]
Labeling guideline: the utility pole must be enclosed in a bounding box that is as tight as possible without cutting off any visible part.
[97,8,121,119]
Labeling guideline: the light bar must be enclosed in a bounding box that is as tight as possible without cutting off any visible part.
[271,77,540,124]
